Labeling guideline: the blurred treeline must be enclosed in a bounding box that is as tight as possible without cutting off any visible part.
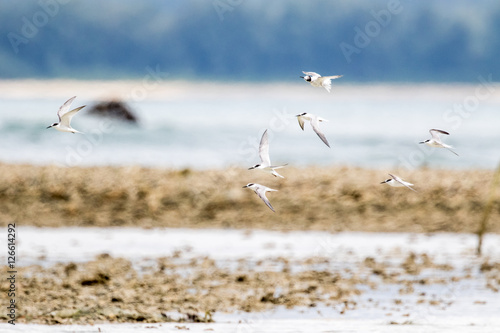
[0,0,499,81]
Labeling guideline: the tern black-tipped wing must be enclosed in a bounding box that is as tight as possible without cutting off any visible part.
[258,129,271,166]
[57,96,77,121]
[59,106,85,127]
[302,71,320,78]
[311,117,330,148]
[255,189,275,212]
[429,129,450,140]
[296,115,306,131]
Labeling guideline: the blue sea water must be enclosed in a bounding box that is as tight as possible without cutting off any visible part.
[0,83,499,170]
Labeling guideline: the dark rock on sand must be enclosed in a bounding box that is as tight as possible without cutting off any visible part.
[88,100,138,123]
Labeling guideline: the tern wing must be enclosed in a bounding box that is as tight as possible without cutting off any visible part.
[429,129,449,140]
[302,71,320,78]
[259,129,271,166]
[60,106,85,127]
[297,115,306,131]
[255,187,276,212]
[57,96,77,121]
[404,184,418,192]
[271,169,285,178]
[311,117,330,148]
[269,163,288,169]
[323,75,343,80]
[322,75,342,93]
[389,174,417,192]
[322,80,332,93]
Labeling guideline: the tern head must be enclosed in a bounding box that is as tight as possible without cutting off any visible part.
[295,112,307,117]
[301,75,312,82]
[248,164,260,170]
[47,122,58,129]
[243,183,254,188]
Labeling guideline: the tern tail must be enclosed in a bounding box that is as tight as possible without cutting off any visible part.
[270,163,288,169]
[272,171,285,178]
[446,147,459,156]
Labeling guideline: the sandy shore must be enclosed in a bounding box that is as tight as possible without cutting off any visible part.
[2,79,498,102]
[0,163,498,233]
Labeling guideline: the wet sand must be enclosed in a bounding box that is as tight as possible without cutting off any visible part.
[0,228,500,326]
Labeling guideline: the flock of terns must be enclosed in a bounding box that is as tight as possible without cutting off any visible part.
[242,71,459,212]
[44,73,459,213]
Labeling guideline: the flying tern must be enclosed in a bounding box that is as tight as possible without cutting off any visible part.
[300,71,343,93]
[46,96,85,134]
[380,173,417,192]
[248,129,288,178]
[296,112,330,148]
[243,183,278,212]
[419,129,458,156]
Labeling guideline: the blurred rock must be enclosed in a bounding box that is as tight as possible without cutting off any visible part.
[88,100,138,123]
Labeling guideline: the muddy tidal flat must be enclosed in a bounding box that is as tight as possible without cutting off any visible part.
[0,229,499,330]
[1,163,500,330]
[0,163,498,233]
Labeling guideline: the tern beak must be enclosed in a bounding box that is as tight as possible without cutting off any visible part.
[248,167,255,170]
[242,185,248,188]
[46,125,52,129]
[380,181,386,184]
[299,76,304,78]
[418,141,425,144]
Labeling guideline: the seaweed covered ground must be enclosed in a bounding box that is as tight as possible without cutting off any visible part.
[0,163,498,233]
